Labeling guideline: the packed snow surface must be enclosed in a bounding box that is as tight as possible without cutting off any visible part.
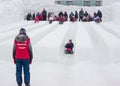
[0,0,120,86]
[0,21,120,86]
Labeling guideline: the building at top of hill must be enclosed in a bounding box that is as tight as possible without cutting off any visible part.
[55,0,102,6]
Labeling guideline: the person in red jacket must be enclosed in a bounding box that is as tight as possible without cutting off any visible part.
[39,13,43,21]
[59,15,65,24]
[13,28,33,86]
[34,16,39,23]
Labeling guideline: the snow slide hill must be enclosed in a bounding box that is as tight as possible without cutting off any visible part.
[1,21,120,63]
[0,21,120,86]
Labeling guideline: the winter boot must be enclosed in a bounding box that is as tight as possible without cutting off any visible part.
[18,84,22,86]
[26,84,30,86]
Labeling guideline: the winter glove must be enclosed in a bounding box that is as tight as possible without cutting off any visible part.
[30,59,32,64]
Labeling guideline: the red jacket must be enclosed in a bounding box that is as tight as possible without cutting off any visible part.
[13,34,33,60]
[72,17,76,21]
[39,14,43,20]
[34,16,39,23]
[59,17,65,22]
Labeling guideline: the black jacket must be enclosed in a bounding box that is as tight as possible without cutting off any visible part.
[79,10,84,17]
[65,43,74,50]
[75,11,78,19]
[97,11,102,18]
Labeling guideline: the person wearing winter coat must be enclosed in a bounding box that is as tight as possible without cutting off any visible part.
[87,14,93,22]
[97,10,102,21]
[71,15,76,22]
[69,12,75,22]
[34,16,39,23]
[65,39,74,54]
[13,28,33,86]
[34,12,40,23]
[58,11,63,18]
[94,16,101,23]
[36,12,40,18]
[75,11,78,20]
[39,13,43,21]
[64,11,68,21]
[53,15,59,21]
[42,8,47,20]
[93,12,99,22]
[49,13,55,24]
[26,13,32,20]
[93,12,97,18]
[32,13,35,20]
[79,8,84,21]
[59,15,65,24]
[84,11,88,17]
[82,11,89,22]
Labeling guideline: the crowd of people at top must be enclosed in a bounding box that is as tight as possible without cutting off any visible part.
[25,8,102,23]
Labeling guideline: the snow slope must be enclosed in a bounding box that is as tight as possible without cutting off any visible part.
[0,21,120,86]
[0,0,120,86]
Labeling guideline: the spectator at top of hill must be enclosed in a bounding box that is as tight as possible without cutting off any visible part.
[93,12,101,23]
[36,12,40,18]
[42,8,47,21]
[53,15,59,21]
[84,11,88,17]
[97,10,102,21]
[75,11,78,20]
[87,14,93,22]
[64,11,68,21]
[32,13,35,20]
[79,8,84,21]
[93,12,97,18]
[26,13,32,20]
[69,12,76,22]
[58,11,64,18]
[69,12,74,21]
[25,9,102,23]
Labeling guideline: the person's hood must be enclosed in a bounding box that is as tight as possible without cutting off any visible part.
[15,34,28,42]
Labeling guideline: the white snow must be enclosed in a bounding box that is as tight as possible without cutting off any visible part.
[0,0,120,86]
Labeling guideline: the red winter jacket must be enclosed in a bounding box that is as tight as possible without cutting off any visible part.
[13,34,33,60]
[59,17,65,22]
[39,14,43,20]
[34,16,39,23]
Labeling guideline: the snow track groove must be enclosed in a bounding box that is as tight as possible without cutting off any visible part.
[74,22,94,62]
[91,23,120,48]
[82,22,110,63]
[99,22,120,39]
[59,22,78,64]
[1,21,120,63]
[31,22,59,45]
[60,22,77,54]
[0,21,47,43]
[90,23,120,63]
[34,22,70,62]
[0,21,34,33]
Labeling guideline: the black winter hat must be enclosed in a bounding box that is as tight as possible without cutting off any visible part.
[19,28,26,35]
